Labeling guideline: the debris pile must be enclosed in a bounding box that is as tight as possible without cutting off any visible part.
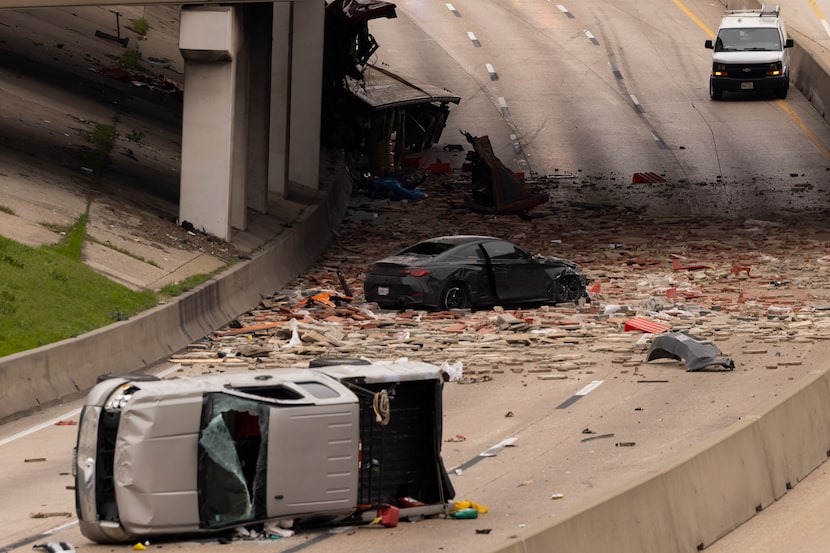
[171,171,830,377]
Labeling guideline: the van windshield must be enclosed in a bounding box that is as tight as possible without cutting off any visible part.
[715,27,782,51]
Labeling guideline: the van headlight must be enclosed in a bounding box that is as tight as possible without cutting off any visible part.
[766,61,783,76]
[104,384,140,411]
[712,63,728,77]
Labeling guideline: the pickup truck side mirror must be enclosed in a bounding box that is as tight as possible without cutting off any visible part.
[704,39,714,49]
[785,38,794,48]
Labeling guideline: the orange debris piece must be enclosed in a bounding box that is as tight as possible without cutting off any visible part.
[623,317,670,334]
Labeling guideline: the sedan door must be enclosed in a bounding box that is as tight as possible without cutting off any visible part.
[481,241,547,302]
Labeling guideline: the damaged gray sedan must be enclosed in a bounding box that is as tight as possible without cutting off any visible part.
[74,360,455,543]
[364,235,589,310]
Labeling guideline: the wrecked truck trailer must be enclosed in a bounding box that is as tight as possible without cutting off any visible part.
[324,64,461,177]
[73,360,455,543]
[322,0,460,177]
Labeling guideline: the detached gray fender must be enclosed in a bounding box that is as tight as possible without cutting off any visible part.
[646,331,735,371]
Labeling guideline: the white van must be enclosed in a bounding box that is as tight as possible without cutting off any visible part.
[704,4,793,100]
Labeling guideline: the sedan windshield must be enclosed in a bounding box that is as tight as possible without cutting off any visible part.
[715,27,782,51]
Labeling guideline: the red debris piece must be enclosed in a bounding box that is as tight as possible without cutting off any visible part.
[377,504,399,527]
[403,156,426,169]
[632,172,667,184]
[55,420,78,426]
[429,162,452,174]
[588,282,601,294]
[666,287,678,299]
[730,262,751,277]
[672,259,711,271]
[623,317,670,334]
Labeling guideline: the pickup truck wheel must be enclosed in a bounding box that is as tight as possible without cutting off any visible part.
[709,79,722,100]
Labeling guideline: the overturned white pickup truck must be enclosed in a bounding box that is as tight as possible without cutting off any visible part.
[74,359,456,543]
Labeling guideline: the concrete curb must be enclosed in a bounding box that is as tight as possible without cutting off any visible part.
[0,152,352,423]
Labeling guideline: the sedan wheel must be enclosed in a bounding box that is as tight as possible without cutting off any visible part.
[440,282,471,310]
[553,275,583,303]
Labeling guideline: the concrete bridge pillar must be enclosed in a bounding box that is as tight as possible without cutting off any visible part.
[269,0,325,200]
[178,1,324,241]
[178,5,246,240]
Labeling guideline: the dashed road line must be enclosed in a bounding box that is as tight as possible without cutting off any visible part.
[556,380,603,409]
[485,63,499,80]
[510,133,522,154]
[652,131,670,150]
[467,31,481,47]
[498,96,510,116]
[631,94,645,113]
[451,437,518,473]
[609,61,623,80]
[556,4,575,18]
[584,30,599,45]
[446,3,461,17]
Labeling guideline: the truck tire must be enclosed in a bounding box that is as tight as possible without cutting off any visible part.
[709,79,722,100]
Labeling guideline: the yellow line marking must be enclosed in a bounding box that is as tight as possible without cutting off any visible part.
[809,0,826,22]
[672,0,714,39]
[776,100,830,159]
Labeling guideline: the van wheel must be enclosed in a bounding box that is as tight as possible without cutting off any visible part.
[709,79,722,100]
[775,82,789,99]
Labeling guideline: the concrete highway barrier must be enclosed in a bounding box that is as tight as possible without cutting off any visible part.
[0,154,352,423]
[485,369,830,553]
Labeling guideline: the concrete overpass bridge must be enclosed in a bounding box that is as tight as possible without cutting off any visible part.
[1,0,330,241]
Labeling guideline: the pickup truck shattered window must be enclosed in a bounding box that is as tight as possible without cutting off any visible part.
[198,394,268,528]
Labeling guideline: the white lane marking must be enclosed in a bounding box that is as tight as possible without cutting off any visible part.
[823,19,830,38]
[584,30,599,45]
[556,4,575,17]
[498,96,510,116]
[0,364,181,447]
[480,437,518,457]
[631,94,644,112]
[575,380,604,396]
[0,408,81,448]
